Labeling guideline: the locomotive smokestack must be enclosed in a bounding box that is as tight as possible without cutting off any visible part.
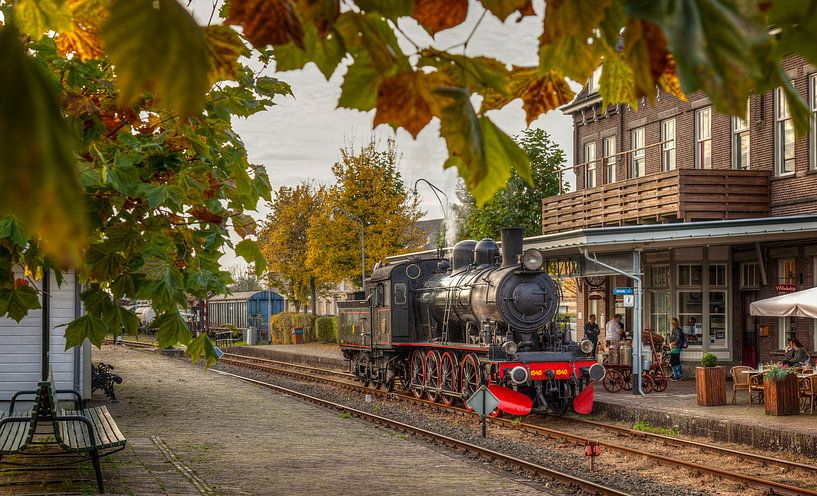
[500,227,524,268]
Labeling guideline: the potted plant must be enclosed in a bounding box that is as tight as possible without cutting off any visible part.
[696,352,726,406]
[763,363,800,416]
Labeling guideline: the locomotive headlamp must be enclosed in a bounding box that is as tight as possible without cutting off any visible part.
[589,363,606,382]
[580,339,594,354]
[502,340,518,355]
[521,248,544,271]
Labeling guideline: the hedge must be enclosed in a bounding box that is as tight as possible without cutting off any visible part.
[315,316,338,343]
[269,312,316,344]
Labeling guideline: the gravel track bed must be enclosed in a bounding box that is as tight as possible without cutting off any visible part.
[212,361,716,496]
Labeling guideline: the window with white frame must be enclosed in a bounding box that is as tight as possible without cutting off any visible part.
[631,127,645,177]
[585,141,597,188]
[732,99,750,170]
[775,87,796,175]
[779,316,794,350]
[603,136,616,183]
[661,118,676,171]
[811,75,817,171]
[695,107,712,169]
[740,262,761,289]
[778,257,796,284]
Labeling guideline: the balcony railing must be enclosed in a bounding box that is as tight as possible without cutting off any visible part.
[542,169,771,234]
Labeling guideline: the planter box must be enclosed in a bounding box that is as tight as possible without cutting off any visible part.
[696,366,726,406]
[764,374,800,416]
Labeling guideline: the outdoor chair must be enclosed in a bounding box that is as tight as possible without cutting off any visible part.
[748,372,765,405]
[800,375,817,414]
[730,366,752,404]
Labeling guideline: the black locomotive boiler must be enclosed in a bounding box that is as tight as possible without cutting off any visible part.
[338,228,604,416]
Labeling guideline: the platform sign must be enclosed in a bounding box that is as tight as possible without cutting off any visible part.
[467,385,499,438]
[622,295,634,308]
[612,287,634,295]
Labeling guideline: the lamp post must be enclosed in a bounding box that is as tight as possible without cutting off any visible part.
[412,178,449,221]
[330,207,366,289]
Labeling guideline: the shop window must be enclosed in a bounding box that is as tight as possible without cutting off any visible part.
[775,86,796,176]
[740,262,761,289]
[678,291,703,347]
[708,264,726,287]
[732,99,751,170]
[709,290,727,348]
[677,264,703,286]
[649,265,669,288]
[649,291,670,337]
[695,107,712,169]
[779,316,794,350]
[778,258,796,284]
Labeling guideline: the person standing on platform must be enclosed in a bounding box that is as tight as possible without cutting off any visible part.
[583,314,600,354]
[669,317,684,380]
[605,314,623,347]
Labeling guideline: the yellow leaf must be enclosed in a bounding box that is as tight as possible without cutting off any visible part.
[14,0,73,39]
[374,70,448,138]
[204,25,248,84]
[55,23,105,61]
[599,53,638,110]
[413,0,468,34]
[658,54,687,102]
[481,67,575,125]
[538,0,613,81]
[226,0,305,49]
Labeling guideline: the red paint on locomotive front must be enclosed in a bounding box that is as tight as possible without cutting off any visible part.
[497,360,598,379]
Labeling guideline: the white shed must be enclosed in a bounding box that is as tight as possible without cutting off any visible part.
[0,270,91,404]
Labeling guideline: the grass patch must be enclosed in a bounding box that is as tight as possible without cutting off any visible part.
[339,411,352,419]
[633,420,680,436]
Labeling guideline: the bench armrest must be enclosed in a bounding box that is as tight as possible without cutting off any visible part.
[55,389,85,410]
[0,416,33,428]
[54,414,97,449]
[9,390,37,414]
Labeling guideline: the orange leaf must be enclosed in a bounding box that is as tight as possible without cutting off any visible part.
[413,0,468,34]
[374,70,446,138]
[227,0,305,49]
[481,67,575,125]
[55,22,104,61]
[658,54,687,102]
[189,207,224,224]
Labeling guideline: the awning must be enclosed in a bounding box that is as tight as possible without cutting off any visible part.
[749,287,817,318]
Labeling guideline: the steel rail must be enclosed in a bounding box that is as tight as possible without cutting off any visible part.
[218,354,817,496]
[209,367,629,496]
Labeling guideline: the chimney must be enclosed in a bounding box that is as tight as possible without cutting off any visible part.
[500,227,524,268]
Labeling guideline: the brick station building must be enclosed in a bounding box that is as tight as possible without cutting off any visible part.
[534,55,817,371]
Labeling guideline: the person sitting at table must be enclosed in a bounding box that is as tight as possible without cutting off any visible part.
[782,337,810,367]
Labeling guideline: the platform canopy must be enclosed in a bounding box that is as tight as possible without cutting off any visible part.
[750,287,817,318]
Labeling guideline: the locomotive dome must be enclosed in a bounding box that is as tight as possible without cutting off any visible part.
[451,239,477,271]
[474,238,499,266]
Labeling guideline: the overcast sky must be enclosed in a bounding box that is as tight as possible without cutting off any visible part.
[188,1,575,266]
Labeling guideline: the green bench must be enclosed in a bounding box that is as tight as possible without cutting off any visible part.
[0,373,126,493]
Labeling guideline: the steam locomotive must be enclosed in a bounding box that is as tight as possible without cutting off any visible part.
[338,228,604,416]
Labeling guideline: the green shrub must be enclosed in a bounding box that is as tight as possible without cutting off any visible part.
[316,316,338,343]
[269,312,316,344]
[764,362,796,383]
[701,352,718,368]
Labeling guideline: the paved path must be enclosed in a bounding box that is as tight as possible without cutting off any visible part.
[3,346,548,495]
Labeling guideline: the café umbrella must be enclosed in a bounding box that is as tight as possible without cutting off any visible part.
[749,287,817,318]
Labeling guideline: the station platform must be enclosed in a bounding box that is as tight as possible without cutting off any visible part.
[231,344,817,456]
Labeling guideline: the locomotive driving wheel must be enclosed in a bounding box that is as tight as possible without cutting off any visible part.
[425,351,441,403]
[439,352,458,406]
[409,350,426,399]
[460,353,481,410]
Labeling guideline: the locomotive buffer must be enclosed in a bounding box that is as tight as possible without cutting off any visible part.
[467,385,500,438]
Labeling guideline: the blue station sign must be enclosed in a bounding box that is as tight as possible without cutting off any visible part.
[612,287,634,295]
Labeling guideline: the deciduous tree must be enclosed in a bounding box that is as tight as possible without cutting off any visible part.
[306,139,424,288]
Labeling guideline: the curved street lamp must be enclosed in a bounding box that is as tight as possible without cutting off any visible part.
[330,207,366,289]
[412,178,449,221]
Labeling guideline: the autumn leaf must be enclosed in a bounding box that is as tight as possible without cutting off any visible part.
[623,18,669,102]
[273,23,346,79]
[339,52,381,111]
[336,12,406,73]
[204,25,249,84]
[658,54,686,102]
[479,0,535,21]
[539,0,614,82]
[227,0,305,49]
[355,0,413,19]
[232,213,258,238]
[600,53,637,110]
[55,23,105,61]
[374,70,446,138]
[102,0,209,117]
[14,0,73,40]
[481,67,574,125]
[413,0,468,34]
[421,52,510,98]
[471,116,530,202]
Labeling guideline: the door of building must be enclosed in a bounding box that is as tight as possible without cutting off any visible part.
[741,292,759,368]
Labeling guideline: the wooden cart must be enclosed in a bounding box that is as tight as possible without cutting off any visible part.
[601,330,669,394]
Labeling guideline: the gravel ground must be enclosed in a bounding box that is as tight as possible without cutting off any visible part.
[212,360,714,496]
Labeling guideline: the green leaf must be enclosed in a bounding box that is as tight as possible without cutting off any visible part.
[102,0,209,117]
[338,53,381,111]
[336,12,406,73]
[354,0,413,18]
[255,76,293,98]
[600,52,638,110]
[0,285,41,323]
[14,0,73,40]
[235,239,267,277]
[435,87,484,191]
[274,24,346,79]
[538,0,613,81]
[106,222,144,253]
[187,333,218,367]
[0,216,30,248]
[104,305,141,337]
[421,52,510,97]
[153,311,192,348]
[137,182,185,210]
[204,25,249,84]
[138,266,186,314]
[475,116,530,199]
[86,244,126,281]
[65,314,109,349]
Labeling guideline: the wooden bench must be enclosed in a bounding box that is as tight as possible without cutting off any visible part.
[1,373,126,493]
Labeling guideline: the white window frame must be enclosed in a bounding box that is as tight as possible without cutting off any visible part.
[811,75,817,171]
[779,316,793,350]
[775,86,796,176]
[695,107,712,169]
[739,262,760,289]
[732,99,751,170]
[585,141,597,188]
[631,127,645,178]
[661,118,676,171]
[603,136,616,184]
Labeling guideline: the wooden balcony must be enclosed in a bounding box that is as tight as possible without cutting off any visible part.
[541,169,771,234]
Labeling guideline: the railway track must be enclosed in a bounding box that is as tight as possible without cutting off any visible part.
[217,352,817,496]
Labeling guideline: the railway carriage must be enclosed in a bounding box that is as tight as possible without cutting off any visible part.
[206,290,285,334]
[338,228,604,416]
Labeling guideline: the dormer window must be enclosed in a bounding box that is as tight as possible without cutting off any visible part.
[586,66,602,94]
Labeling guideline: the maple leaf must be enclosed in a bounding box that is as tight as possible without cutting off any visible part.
[480,67,575,125]
[599,52,638,110]
[55,22,105,61]
[658,54,686,102]
[413,0,469,34]
[204,25,249,84]
[624,18,669,102]
[539,0,614,82]
[14,0,73,40]
[227,0,305,49]
[374,70,447,138]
